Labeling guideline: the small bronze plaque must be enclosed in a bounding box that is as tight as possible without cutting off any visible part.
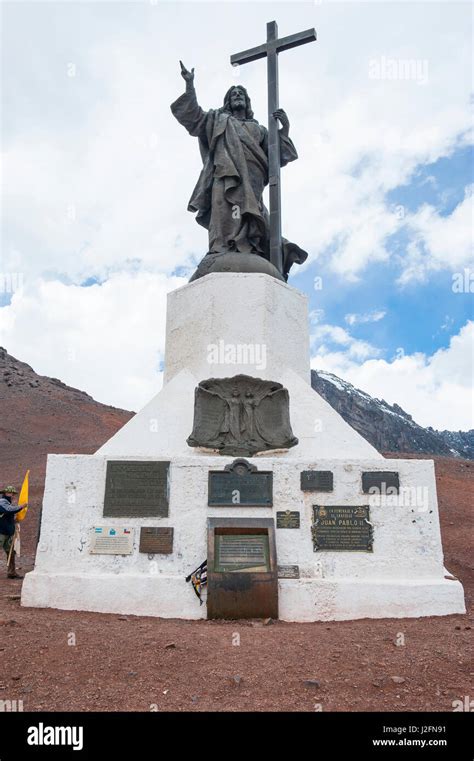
[362,471,400,494]
[276,510,300,529]
[278,564,300,579]
[139,527,173,554]
[208,459,272,507]
[312,506,373,552]
[104,461,170,518]
[301,470,334,492]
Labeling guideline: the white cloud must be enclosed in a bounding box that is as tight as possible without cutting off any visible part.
[282,2,472,281]
[0,273,185,411]
[3,50,204,284]
[312,321,474,430]
[397,185,473,284]
[311,322,381,361]
[345,310,386,326]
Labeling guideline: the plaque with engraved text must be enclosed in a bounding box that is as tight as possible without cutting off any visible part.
[139,527,174,554]
[90,526,134,555]
[362,471,400,494]
[312,506,373,552]
[208,459,272,507]
[214,533,270,573]
[276,511,300,529]
[104,461,170,518]
[301,470,334,492]
[278,564,300,579]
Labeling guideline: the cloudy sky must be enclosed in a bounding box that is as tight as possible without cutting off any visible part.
[1,0,472,430]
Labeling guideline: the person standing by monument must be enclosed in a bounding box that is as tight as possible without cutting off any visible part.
[0,486,27,579]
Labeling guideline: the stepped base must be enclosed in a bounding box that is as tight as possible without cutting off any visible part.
[22,572,464,622]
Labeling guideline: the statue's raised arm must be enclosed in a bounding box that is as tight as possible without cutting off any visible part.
[171,61,208,140]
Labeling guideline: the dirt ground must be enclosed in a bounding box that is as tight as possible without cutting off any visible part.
[0,456,472,712]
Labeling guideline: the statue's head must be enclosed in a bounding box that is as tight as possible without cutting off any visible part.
[223,85,254,119]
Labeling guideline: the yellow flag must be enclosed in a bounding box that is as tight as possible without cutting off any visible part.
[16,470,29,522]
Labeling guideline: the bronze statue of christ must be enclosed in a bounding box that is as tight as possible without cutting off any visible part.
[171,61,307,281]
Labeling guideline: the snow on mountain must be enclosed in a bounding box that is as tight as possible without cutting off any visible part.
[311,369,474,459]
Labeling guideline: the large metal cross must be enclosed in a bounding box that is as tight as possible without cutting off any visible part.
[231,21,316,275]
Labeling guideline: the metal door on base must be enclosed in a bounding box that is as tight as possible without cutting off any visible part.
[207,518,278,620]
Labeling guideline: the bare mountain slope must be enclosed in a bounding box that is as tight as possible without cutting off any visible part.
[311,369,474,459]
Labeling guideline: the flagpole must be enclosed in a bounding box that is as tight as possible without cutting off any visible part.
[7,528,17,566]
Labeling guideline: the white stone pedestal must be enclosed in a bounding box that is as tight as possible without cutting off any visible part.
[164,273,310,384]
[22,274,465,621]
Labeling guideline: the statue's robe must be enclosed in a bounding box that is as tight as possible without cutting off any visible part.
[171,85,307,277]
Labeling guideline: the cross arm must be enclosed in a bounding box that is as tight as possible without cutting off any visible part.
[230,43,268,67]
[230,27,316,67]
[274,27,317,54]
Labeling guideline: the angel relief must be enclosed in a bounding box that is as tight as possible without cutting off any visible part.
[187,375,298,456]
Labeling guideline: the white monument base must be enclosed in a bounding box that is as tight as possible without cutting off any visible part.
[22,274,465,621]
[21,453,465,621]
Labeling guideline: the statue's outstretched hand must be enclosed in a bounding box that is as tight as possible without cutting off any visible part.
[180,60,195,83]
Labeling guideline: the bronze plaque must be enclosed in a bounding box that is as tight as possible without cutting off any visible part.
[208,459,272,506]
[103,461,170,518]
[312,506,373,552]
[278,564,300,579]
[301,470,334,491]
[276,510,300,529]
[214,533,270,573]
[139,527,173,554]
[362,471,400,494]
